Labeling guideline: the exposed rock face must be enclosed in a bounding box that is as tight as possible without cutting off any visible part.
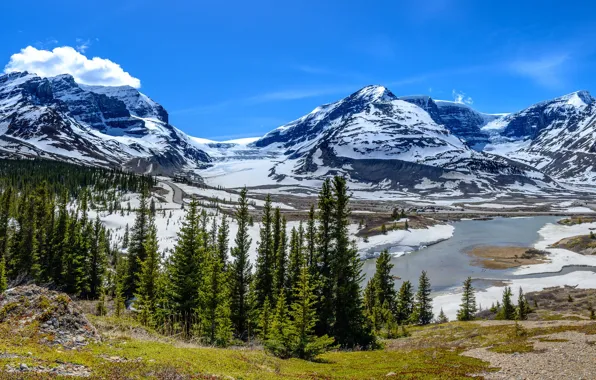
[254,86,559,194]
[0,71,210,175]
[0,285,100,349]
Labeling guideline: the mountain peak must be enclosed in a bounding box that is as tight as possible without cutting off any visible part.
[349,85,396,103]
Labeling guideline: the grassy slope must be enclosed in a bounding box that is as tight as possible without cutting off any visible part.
[1,313,595,379]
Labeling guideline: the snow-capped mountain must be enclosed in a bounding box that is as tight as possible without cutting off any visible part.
[1,70,593,191]
[398,95,501,150]
[482,91,596,183]
[0,71,209,175]
[248,86,558,194]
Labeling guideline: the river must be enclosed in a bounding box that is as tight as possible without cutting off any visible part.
[361,216,596,294]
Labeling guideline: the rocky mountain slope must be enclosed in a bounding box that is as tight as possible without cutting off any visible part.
[1,70,594,192]
[249,86,559,194]
[482,91,596,183]
[0,71,210,175]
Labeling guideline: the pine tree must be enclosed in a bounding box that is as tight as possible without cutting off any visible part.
[230,187,253,339]
[0,256,7,294]
[396,280,414,324]
[287,265,335,360]
[496,287,515,320]
[0,187,12,258]
[305,205,317,272]
[199,248,232,346]
[516,287,529,320]
[437,308,448,324]
[122,224,129,249]
[9,194,39,280]
[372,250,397,312]
[87,216,108,299]
[253,195,275,312]
[216,215,229,266]
[168,199,205,336]
[330,176,374,348]
[265,290,292,358]
[412,271,433,325]
[125,191,150,297]
[286,226,303,303]
[274,217,288,298]
[257,297,272,340]
[135,220,160,326]
[315,178,334,336]
[456,277,477,321]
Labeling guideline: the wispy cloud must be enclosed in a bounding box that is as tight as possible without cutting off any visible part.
[353,34,396,60]
[75,38,92,53]
[173,85,357,115]
[452,89,473,105]
[508,54,571,88]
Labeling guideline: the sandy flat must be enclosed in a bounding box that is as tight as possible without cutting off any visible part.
[467,246,549,269]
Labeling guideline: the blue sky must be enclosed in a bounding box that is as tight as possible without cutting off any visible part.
[2,0,596,139]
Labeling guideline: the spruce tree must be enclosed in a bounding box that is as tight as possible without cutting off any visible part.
[216,215,229,266]
[230,187,253,339]
[330,176,374,348]
[437,308,448,324]
[257,297,272,340]
[200,248,232,346]
[305,205,317,275]
[168,199,205,336]
[253,195,275,312]
[412,271,434,325]
[396,280,414,324]
[87,216,108,299]
[286,226,303,304]
[287,265,335,360]
[372,250,397,312]
[265,290,292,358]
[135,220,160,326]
[315,178,334,336]
[274,217,288,298]
[122,224,129,249]
[516,287,529,320]
[0,256,7,294]
[125,191,150,297]
[497,287,515,320]
[456,277,477,321]
[0,188,12,258]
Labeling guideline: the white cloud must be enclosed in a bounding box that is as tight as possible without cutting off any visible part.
[452,89,473,105]
[4,46,141,88]
[509,54,569,88]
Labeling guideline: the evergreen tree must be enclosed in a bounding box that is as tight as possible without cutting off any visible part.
[265,290,292,358]
[0,188,12,258]
[230,188,253,339]
[0,256,7,294]
[315,178,334,336]
[516,287,529,320]
[168,199,205,336]
[216,215,230,266]
[122,224,129,249]
[257,297,272,340]
[330,176,374,348]
[456,277,477,321]
[496,287,515,320]
[274,217,288,298]
[287,265,335,360]
[437,308,448,324]
[364,249,397,333]
[253,195,275,311]
[8,195,39,280]
[396,281,414,324]
[412,271,433,325]
[87,216,108,299]
[305,205,317,272]
[135,220,160,326]
[199,248,233,346]
[125,191,150,297]
[286,226,303,304]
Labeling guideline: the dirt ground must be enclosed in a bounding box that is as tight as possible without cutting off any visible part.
[466,246,550,269]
